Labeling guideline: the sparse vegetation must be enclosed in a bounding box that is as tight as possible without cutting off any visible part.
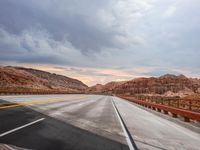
[0,66,88,94]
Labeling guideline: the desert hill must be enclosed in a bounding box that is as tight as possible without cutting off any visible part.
[86,81,125,94]
[1,66,200,97]
[0,66,88,94]
[87,74,200,98]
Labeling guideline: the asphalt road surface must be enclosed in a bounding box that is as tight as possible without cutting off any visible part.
[0,94,200,150]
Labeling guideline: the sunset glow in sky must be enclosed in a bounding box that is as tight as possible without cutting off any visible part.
[0,0,200,86]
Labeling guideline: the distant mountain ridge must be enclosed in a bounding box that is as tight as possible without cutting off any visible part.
[1,66,200,97]
[0,66,88,94]
[87,74,200,98]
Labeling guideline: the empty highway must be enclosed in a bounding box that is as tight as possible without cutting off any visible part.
[0,94,200,150]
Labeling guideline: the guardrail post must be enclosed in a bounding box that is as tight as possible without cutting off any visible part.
[184,117,190,122]
[163,110,168,114]
[157,108,161,112]
[172,113,177,118]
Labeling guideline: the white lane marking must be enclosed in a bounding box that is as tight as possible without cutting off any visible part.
[111,98,135,150]
[117,97,200,139]
[0,118,45,137]
[4,144,16,150]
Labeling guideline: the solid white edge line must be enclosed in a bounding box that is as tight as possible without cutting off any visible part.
[111,97,135,150]
[0,118,45,137]
[4,144,16,150]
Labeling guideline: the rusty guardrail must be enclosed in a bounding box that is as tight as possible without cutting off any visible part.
[119,96,200,122]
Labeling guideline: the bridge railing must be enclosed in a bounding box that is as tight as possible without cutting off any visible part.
[132,95,200,112]
[118,96,200,122]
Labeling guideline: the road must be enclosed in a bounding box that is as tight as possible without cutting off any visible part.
[0,94,200,150]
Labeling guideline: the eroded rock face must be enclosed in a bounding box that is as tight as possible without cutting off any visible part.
[87,74,200,97]
[197,88,200,93]
[86,81,125,94]
[0,66,88,94]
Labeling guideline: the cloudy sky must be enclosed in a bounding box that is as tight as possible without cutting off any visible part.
[0,0,200,86]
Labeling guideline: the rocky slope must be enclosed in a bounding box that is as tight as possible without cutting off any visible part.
[87,74,200,98]
[1,66,199,97]
[0,66,88,94]
[86,81,125,94]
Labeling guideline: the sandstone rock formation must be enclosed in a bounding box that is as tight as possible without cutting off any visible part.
[87,74,200,98]
[0,66,88,94]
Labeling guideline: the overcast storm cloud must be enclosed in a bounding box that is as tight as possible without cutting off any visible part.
[0,0,200,85]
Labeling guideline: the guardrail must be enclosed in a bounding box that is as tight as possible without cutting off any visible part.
[119,96,200,122]
[132,95,200,112]
[0,91,85,95]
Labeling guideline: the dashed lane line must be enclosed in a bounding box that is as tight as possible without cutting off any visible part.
[0,118,45,137]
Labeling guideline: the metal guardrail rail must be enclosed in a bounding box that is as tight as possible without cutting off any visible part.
[119,96,200,122]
